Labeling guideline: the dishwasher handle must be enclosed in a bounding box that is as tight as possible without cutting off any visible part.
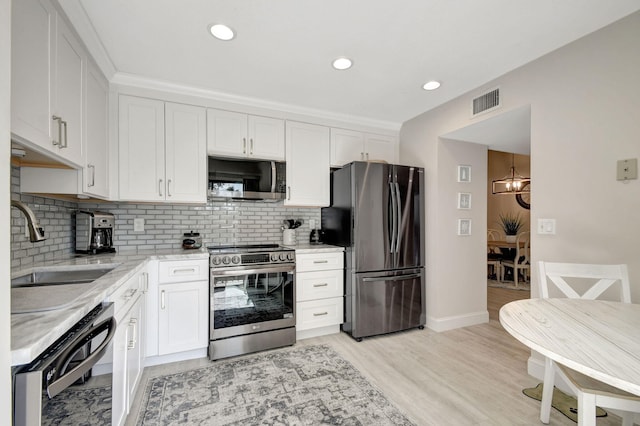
[47,316,117,398]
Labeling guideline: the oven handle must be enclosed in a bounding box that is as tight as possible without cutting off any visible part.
[211,265,295,276]
[47,317,116,398]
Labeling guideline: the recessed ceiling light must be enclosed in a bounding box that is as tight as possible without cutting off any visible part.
[422,81,441,91]
[332,57,353,70]
[209,24,235,41]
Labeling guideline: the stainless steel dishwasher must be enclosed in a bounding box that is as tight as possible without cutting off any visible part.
[13,302,116,426]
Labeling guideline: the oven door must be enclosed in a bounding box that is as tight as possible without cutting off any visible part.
[210,264,295,340]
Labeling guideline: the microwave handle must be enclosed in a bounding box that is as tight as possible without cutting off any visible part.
[270,161,276,193]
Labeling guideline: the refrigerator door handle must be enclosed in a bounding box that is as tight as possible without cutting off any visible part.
[394,182,402,254]
[362,273,422,282]
[389,181,398,254]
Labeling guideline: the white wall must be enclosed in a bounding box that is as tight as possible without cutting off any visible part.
[1,0,12,421]
[400,10,640,329]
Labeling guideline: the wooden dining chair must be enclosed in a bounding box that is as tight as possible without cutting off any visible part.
[537,261,640,426]
[500,231,530,286]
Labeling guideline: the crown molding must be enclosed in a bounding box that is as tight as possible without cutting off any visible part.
[111,72,401,132]
[56,0,117,79]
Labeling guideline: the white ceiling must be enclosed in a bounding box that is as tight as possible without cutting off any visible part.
[62,0,640,130]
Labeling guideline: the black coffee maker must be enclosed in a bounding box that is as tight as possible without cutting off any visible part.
[75,211,116,254]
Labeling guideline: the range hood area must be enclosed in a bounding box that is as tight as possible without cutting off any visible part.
[207,157,286,202]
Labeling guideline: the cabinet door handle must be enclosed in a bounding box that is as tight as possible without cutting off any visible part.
[87,164,95,187]
[60,120,68,148]
[128,318,138,350]
[161,290,166,309]
[141,272,149,293]
[313,260,329,264]
[159,179,163,197]
[167,179,172,197]
[365,152,369,160]
[287,186,291,201]
[52,115,62,146]
[313,283,328,287]
[243,137,247,154]
[313,311,329,317]
[360,152,364,160]
[250,138,254,155]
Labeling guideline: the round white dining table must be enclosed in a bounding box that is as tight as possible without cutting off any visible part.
[499,298,640,397]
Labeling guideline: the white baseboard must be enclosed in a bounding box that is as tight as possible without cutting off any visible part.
[296,325,341,340]
[144,348,208,367]
[426,310,489,332]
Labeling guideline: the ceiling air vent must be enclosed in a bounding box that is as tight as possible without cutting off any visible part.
[472,88,500,115]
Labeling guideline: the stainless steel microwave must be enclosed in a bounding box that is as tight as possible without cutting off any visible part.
[207,157,286,202]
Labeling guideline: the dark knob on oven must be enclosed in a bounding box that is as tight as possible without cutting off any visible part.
[211,256,221,265]
[222,256,231,264]
[279,253,286,261]
[270,253,279,262]
[231,255,240,264]
[287,252,295,261]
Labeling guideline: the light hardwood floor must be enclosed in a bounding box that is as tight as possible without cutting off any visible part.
[130,322,626,426]
[488,285,530,320]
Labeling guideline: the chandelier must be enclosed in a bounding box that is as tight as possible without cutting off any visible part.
[492,153,530,195]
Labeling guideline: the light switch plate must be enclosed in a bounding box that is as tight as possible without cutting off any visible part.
[537,218,556,235]
[617,158,638,181]
[133,218,145,232]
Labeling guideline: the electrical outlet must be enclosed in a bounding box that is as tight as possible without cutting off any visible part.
[133,218,145,232]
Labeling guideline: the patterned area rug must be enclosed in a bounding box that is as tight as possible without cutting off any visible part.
[135,344,415,425]
[41,384,111,425]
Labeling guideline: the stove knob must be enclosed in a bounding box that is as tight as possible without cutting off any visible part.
[287,252,295,261]
[211,256,221,265]
[231,255,241,264]
[279,253,287,261]
[222,256,231,264]
[270,253,279,262]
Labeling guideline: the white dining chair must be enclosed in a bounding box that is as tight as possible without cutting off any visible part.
[487,229,503,280]
[537,261,640,426]
[500,231,530,286]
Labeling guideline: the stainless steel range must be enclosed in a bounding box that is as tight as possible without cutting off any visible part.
[208,244,296,360]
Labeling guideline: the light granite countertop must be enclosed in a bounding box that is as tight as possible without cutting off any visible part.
[11,248,209,367]
[285,243,345,253]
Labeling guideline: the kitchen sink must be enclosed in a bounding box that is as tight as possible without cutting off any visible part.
[11,266,118,288]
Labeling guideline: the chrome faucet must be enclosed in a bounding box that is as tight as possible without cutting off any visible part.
[11,200,46,242]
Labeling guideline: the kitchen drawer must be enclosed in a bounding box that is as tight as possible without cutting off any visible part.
[297,270,343,302]
[296,298,343,331]
[109,270,147,321]
[296,252,343,272]
[158,259,208,284]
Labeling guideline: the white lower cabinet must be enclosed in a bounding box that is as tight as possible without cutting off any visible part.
[146,258,209,364]
[295,249,344,340]
[108,267,148,426]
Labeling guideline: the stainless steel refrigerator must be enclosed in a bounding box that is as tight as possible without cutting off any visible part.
[321,161,425,340]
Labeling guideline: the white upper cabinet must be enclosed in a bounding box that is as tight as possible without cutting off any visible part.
[118,96,165,202]
[11,0,85,167]
[330,128,397,167]
[119,95,207,203]
[165,102,208,202]
[83,60,109,198]
[285,121,330,207]
[207,109,285,160]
